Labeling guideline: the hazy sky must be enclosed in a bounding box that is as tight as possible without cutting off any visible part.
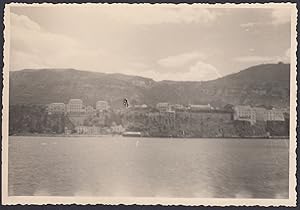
[9,4,292,81]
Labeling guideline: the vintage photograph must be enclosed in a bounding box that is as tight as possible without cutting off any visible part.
[1,3,297,206]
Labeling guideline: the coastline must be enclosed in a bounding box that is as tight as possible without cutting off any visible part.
[9,133,289,139]
[9,133,110,138]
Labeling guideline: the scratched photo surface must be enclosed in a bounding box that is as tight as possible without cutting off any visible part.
[2,3,297,206]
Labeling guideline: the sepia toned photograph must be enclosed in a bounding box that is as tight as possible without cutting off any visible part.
[1,3,297,206]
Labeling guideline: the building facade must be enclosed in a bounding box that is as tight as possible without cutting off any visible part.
[233,105,256,125]
[252,107,268,122]
[267,109,285,121]
[75,126,101,135]
[111,124,125,134]
[170,104,185,111]
[189,104,212,111]
[156,102,171,112]
[67,99,84,113]
[134,104,148,109]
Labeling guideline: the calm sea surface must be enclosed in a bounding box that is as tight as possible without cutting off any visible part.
[8,136,289,198]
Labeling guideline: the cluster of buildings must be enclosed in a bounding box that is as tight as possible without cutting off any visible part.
[48,99,288,136]
[233,105,286,125]
[48,99,126,135]
[152,102,287,125]
[47,99,109,114]
[74,124,125,135]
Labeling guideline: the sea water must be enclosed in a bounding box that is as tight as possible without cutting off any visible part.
[8,136,289,198]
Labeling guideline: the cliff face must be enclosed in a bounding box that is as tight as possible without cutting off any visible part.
[10,63,290,108]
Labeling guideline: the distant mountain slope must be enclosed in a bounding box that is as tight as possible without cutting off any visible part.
[9,63,290,108]
[9,68,155,108]
[141,63,290,107]
[210,63,290,86]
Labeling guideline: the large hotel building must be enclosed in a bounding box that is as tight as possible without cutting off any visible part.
[67,99,84,113]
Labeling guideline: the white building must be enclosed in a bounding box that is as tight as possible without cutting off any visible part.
[111,124,125,134]
[75,126,100,135]
[96,101,109,111]
[267,109,285,121]
[156,102,170,112]
[48,103,65,114]
[252,107,268,121]
[75,126,89,134]
[189,104,212,111]
[170,104,185,111]
[233,105,256,125]
[67,99,84,113]
[134,104,148,109]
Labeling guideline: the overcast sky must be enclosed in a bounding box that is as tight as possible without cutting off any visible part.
[9,4,292,81]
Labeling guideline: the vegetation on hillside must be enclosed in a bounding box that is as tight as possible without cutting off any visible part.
[9,105,65,135]
[10,63,290,108]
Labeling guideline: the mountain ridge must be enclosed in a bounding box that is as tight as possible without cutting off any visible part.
[9,63,290,108]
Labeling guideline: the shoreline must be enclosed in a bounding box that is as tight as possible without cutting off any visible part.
[9,134,289,139]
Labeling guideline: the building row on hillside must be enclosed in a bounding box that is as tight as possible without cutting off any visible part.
[233,105,285,125]
[154,103,286,125]
[156,102,214,112]
[48,99,109,114]
[130,102,286,126]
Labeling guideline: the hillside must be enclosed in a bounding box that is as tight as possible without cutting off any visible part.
[9,63,290,108]
[9,68,155,108]
[141,63,290,108]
